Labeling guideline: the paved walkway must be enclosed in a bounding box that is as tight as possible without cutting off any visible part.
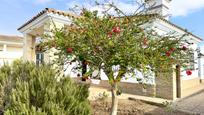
[173,89,204,115]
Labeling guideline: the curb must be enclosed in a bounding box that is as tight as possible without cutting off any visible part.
[175,88,204,103]
[128,97,168,107]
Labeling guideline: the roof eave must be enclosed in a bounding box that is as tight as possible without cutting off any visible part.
[17,8,78,31]
[156,17,202,42]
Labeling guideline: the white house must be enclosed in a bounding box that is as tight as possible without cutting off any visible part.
[17,0,204,100]
[0,35,23,65]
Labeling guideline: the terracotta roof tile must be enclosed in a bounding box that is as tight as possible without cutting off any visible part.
[0,35,23,43]
[18,8,78,30]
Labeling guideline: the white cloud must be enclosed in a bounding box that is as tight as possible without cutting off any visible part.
[170,0,204,17]
[66,0,144,16]
[66,0,204,17]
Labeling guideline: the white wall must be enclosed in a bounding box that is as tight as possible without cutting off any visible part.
[64,63,155,84]
[153,19,201,80]
[0,44,23,65]
[182,43,199,80]
[199,47,204,80]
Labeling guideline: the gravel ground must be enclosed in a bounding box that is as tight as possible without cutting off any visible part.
[91,98,194,115]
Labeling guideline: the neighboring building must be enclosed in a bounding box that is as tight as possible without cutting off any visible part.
[198,49,204,82]
[0,35,23,65]
[18,0,204,100]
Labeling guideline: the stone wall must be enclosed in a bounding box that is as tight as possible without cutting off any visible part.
[90,80,155,97]
[73,74,177,100]
[155,70,177,100]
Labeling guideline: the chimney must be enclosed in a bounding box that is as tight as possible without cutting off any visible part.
[145,0,172,20]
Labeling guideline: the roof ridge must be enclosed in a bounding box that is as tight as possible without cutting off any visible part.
[0,34,23,38]
[129,14,202,41]
[18,8,77,30]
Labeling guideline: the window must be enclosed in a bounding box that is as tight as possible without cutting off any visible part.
[36,52,44,65]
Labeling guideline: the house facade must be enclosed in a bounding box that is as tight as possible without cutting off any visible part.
[18,0,204,100]
[0,35,23,65]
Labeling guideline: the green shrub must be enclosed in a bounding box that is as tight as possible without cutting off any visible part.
[0,60,91,115]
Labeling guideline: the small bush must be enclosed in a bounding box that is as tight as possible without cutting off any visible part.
[0,60,91,115]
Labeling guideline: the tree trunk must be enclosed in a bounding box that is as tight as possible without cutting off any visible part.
[82,60,87,76]
[110,83,118,115]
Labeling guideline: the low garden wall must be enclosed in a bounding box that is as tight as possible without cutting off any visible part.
[90,80,156,97]
[73,77,176,100]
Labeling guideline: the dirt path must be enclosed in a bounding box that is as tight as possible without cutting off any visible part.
[91,98,193,115]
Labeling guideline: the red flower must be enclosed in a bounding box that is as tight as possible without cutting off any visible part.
[143,38,148,46]
[182,46,187,50]
[170,48,175,52]
[109,16,114,19]
[67,47,73,53]
[107,32,112,37]
[186,70,192,76]
[112,26,121,34]
[67,62,72,65]
[165,51,171,57]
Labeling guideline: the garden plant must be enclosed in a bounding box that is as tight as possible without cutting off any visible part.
[41,1,194,115]
[0,60,91,115]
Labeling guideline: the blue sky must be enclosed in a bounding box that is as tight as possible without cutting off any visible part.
[0,0,204,41]
[171,9,204,40]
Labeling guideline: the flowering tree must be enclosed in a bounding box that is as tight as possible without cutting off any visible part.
[41,3,194,115]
